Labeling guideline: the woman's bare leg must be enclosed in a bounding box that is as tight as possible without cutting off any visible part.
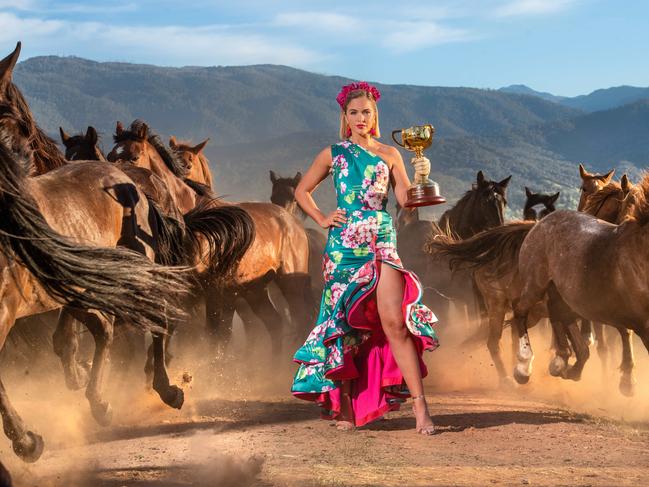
[376,263,434,434]
[336,380,354,430]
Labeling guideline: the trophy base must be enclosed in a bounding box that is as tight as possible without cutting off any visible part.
[404,183,446,208]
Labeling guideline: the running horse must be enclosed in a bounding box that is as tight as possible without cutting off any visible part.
[511,172,649,390]
[1,43,253,429]
[0,43,194,462]
[398,170,512,328]
[110,124,312,354]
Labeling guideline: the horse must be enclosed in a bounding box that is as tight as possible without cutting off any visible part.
[110,123,311,355]
[577,163,615,211]
[398,170,511,330]
[269,170,326,304]
[426,177,638,393]
[511,172,649,391]
[0,42,253,439]
[523,187,560,221]
[59,125,256,374]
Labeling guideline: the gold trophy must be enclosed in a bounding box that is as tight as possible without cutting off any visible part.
[391,124,446,207]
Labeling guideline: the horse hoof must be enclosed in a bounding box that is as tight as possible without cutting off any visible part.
[13,431,44,463]
[565,367,582,382]
[160,385,184,409]
[499,376,516,389]
[91,402,113,427]
[513,367,531,385]
[619,377,637,397]
[548,356,567,377]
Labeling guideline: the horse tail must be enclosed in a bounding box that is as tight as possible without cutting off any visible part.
[425,221,535,277]
[0,136,189,333]
[146,197,188,267]
[182,200,255,281]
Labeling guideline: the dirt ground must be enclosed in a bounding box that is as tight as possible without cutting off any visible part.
[2,321,649,487]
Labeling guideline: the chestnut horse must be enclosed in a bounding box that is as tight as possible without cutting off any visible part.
[0,43,194,462]
[1,43,253,440]
[110,124,311,353]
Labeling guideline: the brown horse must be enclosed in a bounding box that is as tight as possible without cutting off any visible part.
[0,49,205,465]
[111,123,311,354]
[169,136,213,191]
[511,172,649,389]
[577,163,615,211]
[2,43,254,450]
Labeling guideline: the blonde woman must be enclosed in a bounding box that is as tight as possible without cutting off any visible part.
[291,82,440,434]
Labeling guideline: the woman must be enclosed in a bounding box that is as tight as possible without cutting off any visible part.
[291,81,439,434]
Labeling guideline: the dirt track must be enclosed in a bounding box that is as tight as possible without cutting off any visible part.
[3,325,649,486]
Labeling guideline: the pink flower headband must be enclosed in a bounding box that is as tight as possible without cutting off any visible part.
[336,81,381,109]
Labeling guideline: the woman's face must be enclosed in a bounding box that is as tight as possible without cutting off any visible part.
[345,97,375,137]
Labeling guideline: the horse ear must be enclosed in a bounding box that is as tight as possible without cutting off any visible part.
[293,172,302,185]
[476,170,486,186]
[192,138,209,154]
[0,42,20,88]
[498,175,512,189]
[169,135,177,149]
[602,169,615,184]
[85,126,98,145]
[115,121,124,137]
[621,173,631,193]
[270,170,278,184]
[549,192,560,205]
[578,163,588,179]
[525,186,532,198]
[59,127,70,145]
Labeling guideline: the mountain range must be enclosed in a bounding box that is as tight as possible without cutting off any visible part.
[12,55,649,220]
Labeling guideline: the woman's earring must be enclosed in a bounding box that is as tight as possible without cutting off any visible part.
[346,126,352,137]
[370,128,376,136]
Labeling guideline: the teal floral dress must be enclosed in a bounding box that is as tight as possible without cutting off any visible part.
[291,140,439,427]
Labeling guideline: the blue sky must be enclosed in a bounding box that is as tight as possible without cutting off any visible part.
[1,0,647,96]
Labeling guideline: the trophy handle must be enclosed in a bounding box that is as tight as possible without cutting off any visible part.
[391,130,405,148]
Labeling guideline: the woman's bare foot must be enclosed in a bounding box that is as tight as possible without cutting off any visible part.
[412,395,435,435]
[336,389,355,431]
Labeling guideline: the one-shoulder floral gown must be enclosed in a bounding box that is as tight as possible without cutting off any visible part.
[291,141,439,427]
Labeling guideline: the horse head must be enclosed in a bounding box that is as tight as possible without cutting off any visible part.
[60,126,106,161]
[578,163,615,211]
[523,186,560,221]
[270,170,302,216]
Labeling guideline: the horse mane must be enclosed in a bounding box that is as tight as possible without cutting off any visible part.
[184,178,215,198]
[2,83,66,174]
[114,120,189,178]
[582,181,623,215]
[623,172,649,226]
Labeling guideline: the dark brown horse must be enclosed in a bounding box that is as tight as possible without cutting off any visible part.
[269,170,326,304]
[398,170,511,329]
[0,44,194,462]
[523,187,560,221]
[111,123,311,354]
[511,172,649,389]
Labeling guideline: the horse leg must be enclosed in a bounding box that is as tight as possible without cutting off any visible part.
[0,376,43,462]
[234,296,261,354]
[564,321,590,381]
[485,299,508,384]
[205,285,237,355]
[580,319,595,347]
[547,316,572,378]
[593,321,610,377]
[150,330,184,409]
[52,307,89,390]
[240,283,284,357]
[618,327,636,397]
[70,310,115,426]
[275,273,314,343]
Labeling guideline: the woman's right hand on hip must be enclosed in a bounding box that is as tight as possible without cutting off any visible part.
[320,208,347,228]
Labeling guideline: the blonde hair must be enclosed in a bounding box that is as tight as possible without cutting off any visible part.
[338,90,381,139]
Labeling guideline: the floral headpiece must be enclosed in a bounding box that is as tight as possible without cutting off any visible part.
[336,81,381,109]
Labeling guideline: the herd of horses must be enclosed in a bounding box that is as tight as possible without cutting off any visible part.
[0,39,643,482]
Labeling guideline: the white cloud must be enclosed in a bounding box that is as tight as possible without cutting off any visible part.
[381,21,473,52]
[0,12,321,66]
[493,0,577,17]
